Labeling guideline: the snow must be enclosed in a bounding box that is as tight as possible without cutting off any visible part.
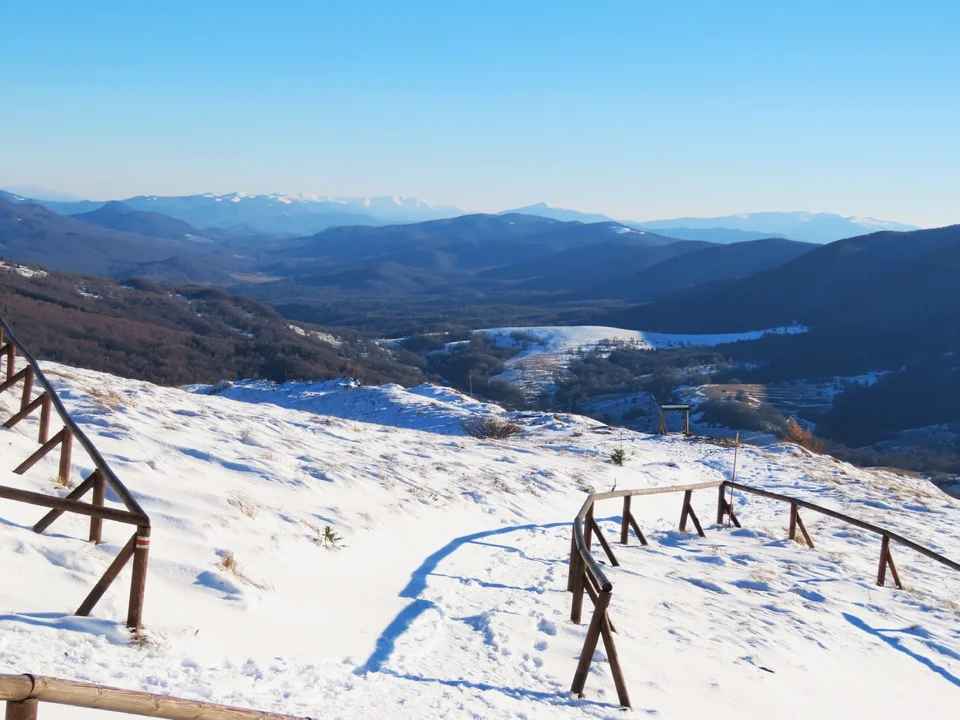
[0,361,956,719]
[476,325,808,394]
[0,261,48,279]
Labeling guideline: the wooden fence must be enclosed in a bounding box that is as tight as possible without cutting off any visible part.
[0,317,151,629]
[567,479,960,708]
[0,673,310,719]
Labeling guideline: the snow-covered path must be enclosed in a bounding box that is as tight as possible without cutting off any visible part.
[0,365,957,718]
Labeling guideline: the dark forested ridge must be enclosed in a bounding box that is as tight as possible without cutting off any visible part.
[0,263,422,387]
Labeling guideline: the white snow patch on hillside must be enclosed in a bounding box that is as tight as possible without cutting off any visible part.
[0,261,48,279]
[479,325,807,393]
[0,363,956,719]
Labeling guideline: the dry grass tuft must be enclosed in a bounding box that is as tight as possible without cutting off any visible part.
[229,492,260,519]
[218,550,266,590]
[86,386,127,411]
[461,417,524,440]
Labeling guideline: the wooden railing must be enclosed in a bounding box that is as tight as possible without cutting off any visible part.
[0,673,310,719]
[0,317,151,629]
[567,479,960,708]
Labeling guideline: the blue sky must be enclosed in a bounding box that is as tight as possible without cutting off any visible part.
[1,1,957,226]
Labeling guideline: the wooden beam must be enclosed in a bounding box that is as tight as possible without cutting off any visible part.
[0,673,310,719]
[589,516,619,567]
[582,572,617,634]
[599,609,631,708]
[4,393,45,429]
[796,511,814,548]
[0,367,28,394]
[13,429,65,475]
[627,512,648,546]
[32,471,98,534]
[75,533,136,617]
[680,490,704,536]
[0,484,145,526]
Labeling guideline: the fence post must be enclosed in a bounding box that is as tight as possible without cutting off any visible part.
[127,525,151,629]
[57,431,73,486]
[571,589,611,697]
[20,366,34,411]
[584,505,594,552]
[620,496,631,545]
[38,393,51,444]
[679,490,692,532]
[5,698,39,720]
[789,502,798,541]
[5,343,14,380]
[716,484,726,524]
[89,471,106,544]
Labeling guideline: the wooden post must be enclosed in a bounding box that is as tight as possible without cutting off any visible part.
[683,409,690,435]
[679,490,705,536]
[620,496,631,545]
[5,699,38,720]
[567,526,578,592]
[680,490,691,532]
[876,535,902,589]
[570,567,585,624]
[89,471,106,544]
[57,431,72,486]
[571,589,611,697]
[5,344,14,381]
[789,502,798,540]
[38,393,51,444]
[583,505,594,552]
[717,485,726,525]
[127,525,151,629]
[19,366,34,412]
[877,535,890,587]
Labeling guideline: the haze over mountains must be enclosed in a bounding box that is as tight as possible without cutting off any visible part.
[0,188,919,243]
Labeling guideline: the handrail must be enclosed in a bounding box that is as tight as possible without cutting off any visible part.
[0,673,311,719]
[724,481,960,573]
[572,481,723,592]
[0,315,152,628]
[568,477,960,708]
[0,318,148,520]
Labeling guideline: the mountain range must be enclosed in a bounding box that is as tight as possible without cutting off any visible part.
[0,189,919,243]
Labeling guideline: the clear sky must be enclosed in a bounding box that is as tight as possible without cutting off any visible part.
[1,1,957,226]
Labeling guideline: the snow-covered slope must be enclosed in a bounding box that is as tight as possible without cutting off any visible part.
[477,325,807,394]
[0,364,957,718]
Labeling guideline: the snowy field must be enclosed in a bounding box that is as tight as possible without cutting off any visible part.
[477,325,806,394]
[0,363,957,718]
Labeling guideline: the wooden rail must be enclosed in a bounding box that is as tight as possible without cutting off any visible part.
[0,317,151,629]
[0,673,311,719]
[567,478,960,708]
